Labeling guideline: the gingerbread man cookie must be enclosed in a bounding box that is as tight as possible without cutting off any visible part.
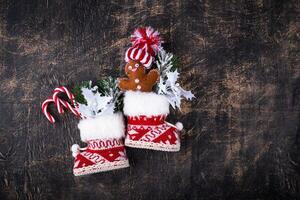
[119,27,163,92]
[118,60,159,92]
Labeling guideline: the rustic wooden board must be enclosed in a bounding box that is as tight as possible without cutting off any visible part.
[0,0,299,199]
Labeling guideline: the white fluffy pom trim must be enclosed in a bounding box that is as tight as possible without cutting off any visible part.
[71,144,80,157]
[175,122,183,131]
[78,112,125,142]
[123,91,170,117]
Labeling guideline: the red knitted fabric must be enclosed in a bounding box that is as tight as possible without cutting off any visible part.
[73,139,129,176]
[124,115,180,152]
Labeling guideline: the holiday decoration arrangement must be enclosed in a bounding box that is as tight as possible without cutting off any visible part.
[42,27,194,176]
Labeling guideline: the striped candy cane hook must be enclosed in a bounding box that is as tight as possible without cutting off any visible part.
[58,99,81,117]
[41,97,56,123]
[53,86,76,114]
[41,86,81,123]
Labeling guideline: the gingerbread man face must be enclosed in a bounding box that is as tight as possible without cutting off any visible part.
[125,60,145,79]
[118,60,159,92]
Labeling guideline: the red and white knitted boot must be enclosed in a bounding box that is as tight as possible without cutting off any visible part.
[71,113,129,176]
[123,91,183,152]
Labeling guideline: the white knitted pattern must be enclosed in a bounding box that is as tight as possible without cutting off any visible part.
[73,160,129,176]
[125,139,180,152]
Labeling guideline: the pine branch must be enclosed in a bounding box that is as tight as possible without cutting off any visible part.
[71,80,90,105]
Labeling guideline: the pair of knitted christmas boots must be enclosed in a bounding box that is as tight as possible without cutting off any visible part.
[71,91,183,176]
[69,26,192,176]
[42,26,193,176]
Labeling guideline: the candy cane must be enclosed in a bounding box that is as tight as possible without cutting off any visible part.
[53,86,76,114]
[56,86,80,116]
[58,99,81,117]
[41,86,81,123]
[42,97,56,123]
[55,86,75,102]
[53,86,80,116]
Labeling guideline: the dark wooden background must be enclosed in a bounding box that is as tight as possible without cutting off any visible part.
[0,0,299,199]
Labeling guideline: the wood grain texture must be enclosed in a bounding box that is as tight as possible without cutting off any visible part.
[0,0,299,199]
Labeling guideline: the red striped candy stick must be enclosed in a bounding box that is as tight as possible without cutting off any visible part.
[58,98,81,117]
[41,97,56,123]
[52,86,76,114]
[41,86,81,123]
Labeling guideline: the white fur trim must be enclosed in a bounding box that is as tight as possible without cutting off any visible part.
[78,112,125,141]
[123,91,169,116]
